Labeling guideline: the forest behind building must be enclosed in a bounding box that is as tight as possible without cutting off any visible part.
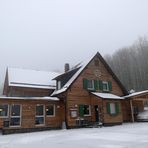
[105,36,148,93]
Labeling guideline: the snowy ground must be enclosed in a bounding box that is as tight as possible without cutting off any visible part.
[0,123,148,148]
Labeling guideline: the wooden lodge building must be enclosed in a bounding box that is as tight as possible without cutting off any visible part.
[0,52,148,134]
[1,68,64,134]
[51,52,128,127]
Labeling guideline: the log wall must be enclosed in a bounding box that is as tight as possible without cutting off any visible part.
[0,99,64,130]
[66,56,124,127]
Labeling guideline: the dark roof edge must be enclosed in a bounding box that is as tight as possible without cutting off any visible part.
[52,52,128,96]
[52,67,80,80]
[51,53,97,96]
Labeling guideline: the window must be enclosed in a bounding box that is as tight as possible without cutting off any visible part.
[87,80,94,90]
[103,81,109,91]
[57,81,61,90]
[83,79,112,92]
[10,104,21,126]
[46,105,55,116]
[83,105,91,116]
[79,105,91,117]
[0,104,8,117]
[35,105,44,125]
[110,103,116,114]
[107,102,119,115]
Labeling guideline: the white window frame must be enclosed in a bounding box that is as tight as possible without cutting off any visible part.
[10,104,22,127]
[46,105,55,117]
[57,81,61,90]
[87,80,94,90]
[83,105,91,116]
[110,103,116,115]
[0,104,9,118]
[103,81,109,91]
[35,104,45,126]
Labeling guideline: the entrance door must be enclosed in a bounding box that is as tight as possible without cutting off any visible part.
[94,105,99,122]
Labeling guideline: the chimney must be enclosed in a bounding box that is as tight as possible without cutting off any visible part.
[65,63,70,72]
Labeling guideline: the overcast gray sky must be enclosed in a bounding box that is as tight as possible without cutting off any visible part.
[0,0,148,92]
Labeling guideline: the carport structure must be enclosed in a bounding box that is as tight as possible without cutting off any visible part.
[124,90,148,122]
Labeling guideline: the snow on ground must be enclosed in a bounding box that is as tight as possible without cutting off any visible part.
[0,123,148,148]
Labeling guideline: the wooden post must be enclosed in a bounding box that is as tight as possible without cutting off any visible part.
[130,99,134,123]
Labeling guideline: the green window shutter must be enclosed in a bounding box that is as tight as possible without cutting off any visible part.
[107,103,110,114]
[108,81,112,91]
[99,80,103,90]
[115,103,120,114]
[94,80,98,91]
[79,105,84,117]
[83,79,88,89]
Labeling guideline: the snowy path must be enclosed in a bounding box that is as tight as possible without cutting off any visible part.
[0,123,148,148]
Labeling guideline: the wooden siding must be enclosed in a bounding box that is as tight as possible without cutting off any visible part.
[66,93,102,126]
[7,86,54,97]
[121,100,131,122]
[70,56,124,96]
[0,99,65,129]
[65,56,124,127]
[103,99,123,124]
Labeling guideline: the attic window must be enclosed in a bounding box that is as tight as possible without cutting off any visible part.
[57,81,61,90]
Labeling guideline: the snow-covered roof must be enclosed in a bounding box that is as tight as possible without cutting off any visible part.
[51,52,128,96]
[51,53,96,96]
[8,68,59,89]
[92,92,124,100]
[124,90,148,98]
[0,96,59,101]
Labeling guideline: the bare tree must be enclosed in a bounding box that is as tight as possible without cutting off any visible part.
[105,36,148,92]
